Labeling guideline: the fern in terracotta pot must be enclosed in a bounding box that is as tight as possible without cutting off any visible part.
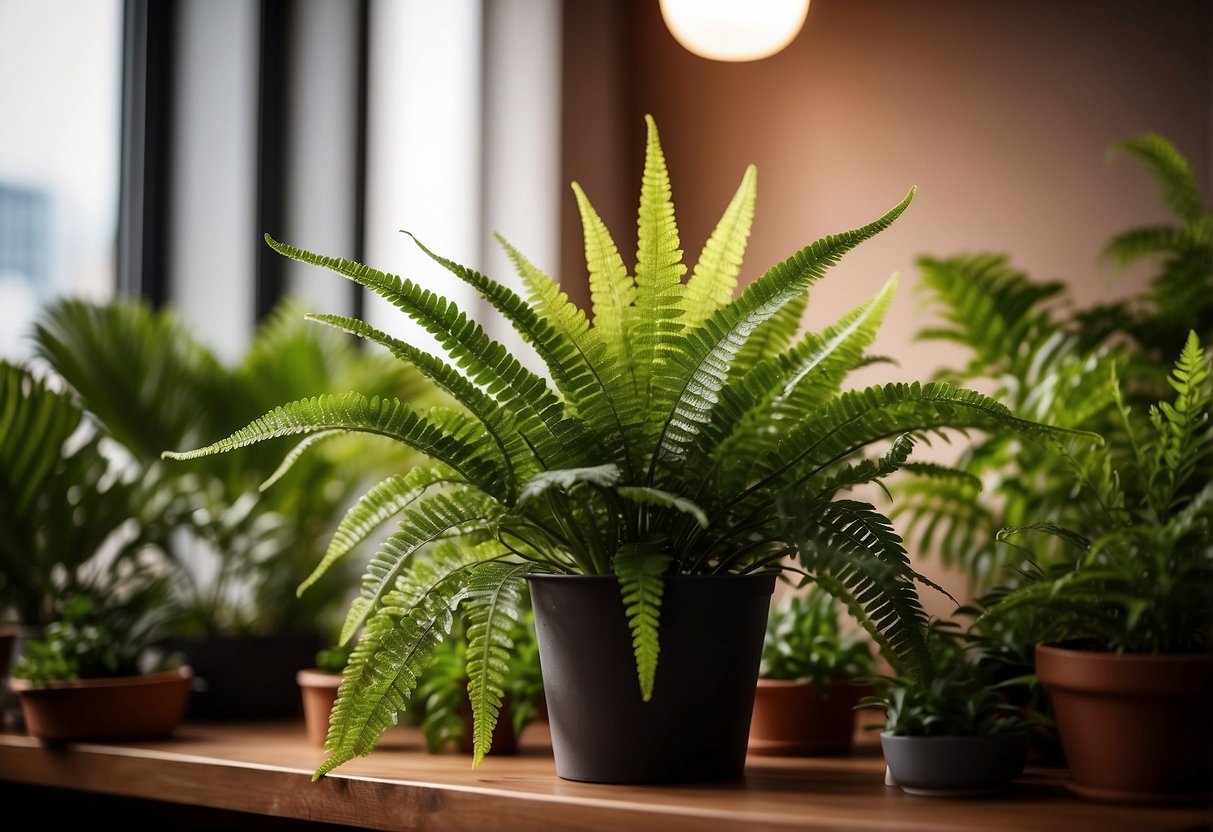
[164,115,1070,784]
[979,331,1213,803]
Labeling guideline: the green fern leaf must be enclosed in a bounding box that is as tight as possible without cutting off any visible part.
[0,361,84,515]
[338,490,499,644]
[651,188,915,468]
[616,486,708,528]
[161,392,504,498]
[1110,132,1206,224]
[727,292,807,385]
[613,541,671,701]
[298,467,463,597]
[258,430,344,492]
[461,562,530,765]
[518,464,621,505]
[263,235,585,472]
[683,165,757,326]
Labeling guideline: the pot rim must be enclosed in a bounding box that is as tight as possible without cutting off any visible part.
[1037,640,1213,663]
[880,730,1031,743]
[9,665,193,693]
[296,668,344,688]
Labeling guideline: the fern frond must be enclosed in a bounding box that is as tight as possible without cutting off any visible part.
[683,165,757,326]
[779,495,932,679]
[161,392,504,498]
[338,490,499,644]
[0,361,84,515]
[729,293,808,384]
[810,433,916,502]
[613,541,671,701]
[518,463,621,505]
[298,467,464,597]
[263,235,585,472]
[1100,225,1191,268]
[1110,132,1206,224]
[258,430,344,492]
[651,189,915,469]
[572,182,637,393]
[634,114,688,415]
[616,486,709,528]
[460,562,529,765]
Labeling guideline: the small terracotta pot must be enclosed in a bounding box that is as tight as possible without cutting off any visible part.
[881,731,1030,797]
[1036,642,1213,803]
[10,666,193,742]
[748,678,868,755]
[296,668,343,748]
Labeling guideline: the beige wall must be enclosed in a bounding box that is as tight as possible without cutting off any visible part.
[561,0,1211,613]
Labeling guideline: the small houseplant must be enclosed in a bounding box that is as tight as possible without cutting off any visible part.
[10,588,192,743]
[862,622,1037,797]
[749,585,875,756]
[164,116,1066,783]
[297,642,353,748]
[978,331,1213,802]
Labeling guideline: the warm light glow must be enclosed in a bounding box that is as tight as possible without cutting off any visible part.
[659,0,810,62]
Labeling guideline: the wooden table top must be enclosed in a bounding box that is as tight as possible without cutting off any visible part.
[1,720,1210,831]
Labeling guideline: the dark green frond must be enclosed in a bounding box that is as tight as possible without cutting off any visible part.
[613,541,671,701]
[1110,132,1206,224]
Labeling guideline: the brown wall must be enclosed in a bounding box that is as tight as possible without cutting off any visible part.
[561,0,1212,612]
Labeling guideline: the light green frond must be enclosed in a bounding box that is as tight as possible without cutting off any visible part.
[613,541,671,701]
[650,188,916,469]
[634,114,688,411]
[616,486,708,528]
[338,490,498,644]
[263,235,585,472]
[572,182,637,384]
[518,463,621,505]
[684,165,757,326]
[161,392,503,498]
[728,292,807,383]
[298,467,464,597]
[460,562,530,766]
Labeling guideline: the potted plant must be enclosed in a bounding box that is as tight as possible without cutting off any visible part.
[748,585,875,756]
[163,115,1068,784]
[862,622,1037,797]
[977,331,1213,803]
[297,642,352,748]
[10,587,192,743]
[409,609,544,757]
[28,297,434,720]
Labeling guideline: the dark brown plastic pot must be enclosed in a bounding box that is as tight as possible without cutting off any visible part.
[1036,641,1213,803]
[527,572,775,784]
[748,678,869,756]
[10,666,193,742]
[296,668,342,747]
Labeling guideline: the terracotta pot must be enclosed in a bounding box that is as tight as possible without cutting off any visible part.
[10,666,193,742]
[1035,642,1213,803]
[296,668,342,748]
[748,678,868,756]
[527,573,775,784]
[881,731,1030,797]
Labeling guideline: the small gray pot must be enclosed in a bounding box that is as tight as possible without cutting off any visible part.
[881,731,1030,797]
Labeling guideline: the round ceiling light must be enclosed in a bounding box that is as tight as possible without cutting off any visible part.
[659,0,811,62]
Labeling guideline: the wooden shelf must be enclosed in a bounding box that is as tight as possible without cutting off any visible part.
[0,720,1209,831]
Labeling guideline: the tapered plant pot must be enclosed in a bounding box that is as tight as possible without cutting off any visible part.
[1035,641,1213,803]
[10,666,193,742]
[296,668,342,748]
[881,731,1030,797]
[748,678,869,756]
[527,573,775,784]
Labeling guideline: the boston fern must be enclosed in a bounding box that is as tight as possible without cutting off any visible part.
[164,116,1057,777]
[978,331,1213,653]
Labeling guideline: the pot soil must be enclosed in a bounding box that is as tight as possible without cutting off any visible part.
[527,573,775,784]
[748,678,869,756]
[880,732,1030,797]
[10,666,193,742]
[1035,641,1213,803]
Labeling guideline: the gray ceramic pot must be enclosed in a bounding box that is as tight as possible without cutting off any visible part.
[881,731,1030,797]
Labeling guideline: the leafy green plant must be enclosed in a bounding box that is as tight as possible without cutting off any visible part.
[978,331,1213,653]
[0,360,163,627]
[29,296,432,638]
[164,115,1065,776]
[314,642,353,675]
[861,622,1037,738]
[894,132,1211,588]
[411,611,544,754]
[12,586,178,687]
[760,586,875,690]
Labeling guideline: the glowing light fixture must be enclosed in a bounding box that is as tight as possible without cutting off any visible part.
[659,0,810,62]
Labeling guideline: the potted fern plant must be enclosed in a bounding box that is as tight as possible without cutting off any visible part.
[977,331,1213,803]
[748,585,875,756]
[164,115,1065,784]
